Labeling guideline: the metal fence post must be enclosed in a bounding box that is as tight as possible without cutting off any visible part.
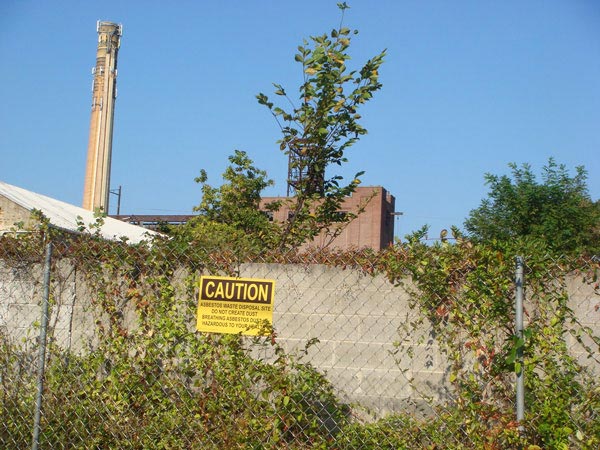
[31,240,53,450]
[515,256,525,431]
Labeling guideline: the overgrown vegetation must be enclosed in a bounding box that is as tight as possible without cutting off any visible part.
[1,227,598,448]
[187,2,385,253]
[1,232,351,449]
[256,1,385,250]
[383,230,600,449]
[177,150,280,255]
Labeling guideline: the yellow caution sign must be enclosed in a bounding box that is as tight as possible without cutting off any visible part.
[196,275,275,335]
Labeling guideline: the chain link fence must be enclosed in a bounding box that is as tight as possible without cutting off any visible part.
[1,230,598,449]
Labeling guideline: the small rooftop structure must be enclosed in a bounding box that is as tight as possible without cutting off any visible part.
[0,181,157,244]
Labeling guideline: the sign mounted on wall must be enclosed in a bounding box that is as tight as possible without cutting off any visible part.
[196,275,275,336]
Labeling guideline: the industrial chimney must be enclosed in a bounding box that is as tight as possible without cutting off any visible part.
[82,21,122,212]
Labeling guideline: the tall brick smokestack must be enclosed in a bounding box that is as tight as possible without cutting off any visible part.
[82,21,122,212]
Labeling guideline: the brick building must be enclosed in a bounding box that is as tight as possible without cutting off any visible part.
[259,186,396,251]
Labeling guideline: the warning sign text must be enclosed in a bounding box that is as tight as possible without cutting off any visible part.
[196,276,275,336]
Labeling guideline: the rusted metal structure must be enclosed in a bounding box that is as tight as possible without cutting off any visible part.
[82,21,122,212]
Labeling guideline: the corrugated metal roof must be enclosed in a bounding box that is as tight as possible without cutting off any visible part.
[0,181,158,244]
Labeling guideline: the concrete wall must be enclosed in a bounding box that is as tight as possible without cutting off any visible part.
[1,259,598,419]
[240,263,599,416]
[564,275,600,372]
[0,259,98,353]
[240,263,445,417]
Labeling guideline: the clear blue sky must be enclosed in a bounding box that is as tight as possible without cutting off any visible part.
[2,0,599,240]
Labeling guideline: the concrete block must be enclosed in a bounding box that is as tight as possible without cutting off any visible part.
[7,303,41,328]
[331,341,398,372]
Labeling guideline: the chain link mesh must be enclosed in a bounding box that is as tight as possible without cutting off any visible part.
[1,231,598,448]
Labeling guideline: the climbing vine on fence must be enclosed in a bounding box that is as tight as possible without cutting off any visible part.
[1,229,599,449]
[379,230,600,449]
